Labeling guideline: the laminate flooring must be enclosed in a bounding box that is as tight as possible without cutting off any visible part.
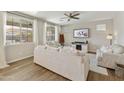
[0,57,123,81]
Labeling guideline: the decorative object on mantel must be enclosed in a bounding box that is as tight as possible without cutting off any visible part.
[59,33,65,46]
[106,34,113,45]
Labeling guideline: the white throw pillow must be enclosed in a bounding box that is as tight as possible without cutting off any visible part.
[100,46,108,52]
[100,46,112,53]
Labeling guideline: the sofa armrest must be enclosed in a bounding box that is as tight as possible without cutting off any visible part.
[81,54,90,80]
[96,49,102,56]
[116,55,124,66]
[103,53,121,58]
[101,53,121,69]
[96,49,103,61]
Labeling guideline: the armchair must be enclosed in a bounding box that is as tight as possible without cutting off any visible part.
[96,44,124,69]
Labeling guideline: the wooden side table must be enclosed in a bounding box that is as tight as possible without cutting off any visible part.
[115,63,124,79]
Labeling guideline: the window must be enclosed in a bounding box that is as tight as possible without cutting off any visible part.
[6,13,33,45]
[45,23,57,43]
[96,24,106,31]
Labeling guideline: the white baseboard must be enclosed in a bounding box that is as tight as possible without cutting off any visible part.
[7,55,33,63]
[0,64,9,69]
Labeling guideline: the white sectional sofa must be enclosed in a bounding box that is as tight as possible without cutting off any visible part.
[34,45,90,81]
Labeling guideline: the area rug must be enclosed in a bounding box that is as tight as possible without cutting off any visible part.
[88,54,108,76]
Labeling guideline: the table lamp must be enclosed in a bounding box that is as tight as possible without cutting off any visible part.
[106,34,113,45]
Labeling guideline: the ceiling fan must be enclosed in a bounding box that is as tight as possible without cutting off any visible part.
[60,11,80,21]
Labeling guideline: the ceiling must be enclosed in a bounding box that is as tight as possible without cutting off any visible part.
[21,11,117,25]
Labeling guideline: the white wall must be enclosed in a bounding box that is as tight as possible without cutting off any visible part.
[62,19,113,52]
[114,12,124,45]
[5,43,35,63]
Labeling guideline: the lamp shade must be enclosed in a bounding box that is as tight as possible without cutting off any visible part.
[106,34,112,40]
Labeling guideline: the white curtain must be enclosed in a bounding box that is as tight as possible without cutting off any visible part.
[0,12,8,68]
[34,19,45,46]
[55,25,62,42]
[33,19,39,46]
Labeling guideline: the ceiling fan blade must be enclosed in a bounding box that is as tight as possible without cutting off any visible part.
[70,12,73,16]
[72,13,80,16]
[71,16,80,19]
[64,13,70,17]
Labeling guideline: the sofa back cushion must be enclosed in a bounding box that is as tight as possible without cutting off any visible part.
[112,44,124,54]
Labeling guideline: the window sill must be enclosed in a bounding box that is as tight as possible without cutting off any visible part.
[4,42,35,47]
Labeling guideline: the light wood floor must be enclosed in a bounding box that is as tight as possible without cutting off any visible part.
[0,57,123,81]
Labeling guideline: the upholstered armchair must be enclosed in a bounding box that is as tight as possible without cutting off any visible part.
[96,44,124,69]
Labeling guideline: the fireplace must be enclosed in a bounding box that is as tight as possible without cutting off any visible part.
[76,45,82,50]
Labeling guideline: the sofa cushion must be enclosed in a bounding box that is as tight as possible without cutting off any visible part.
[46,41,60,48]
[62,47,73,53]
[112,44,124,54]
[47,45,61,52]
[100,46,112,53]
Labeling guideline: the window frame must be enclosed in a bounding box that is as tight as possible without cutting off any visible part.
[45,23,57,43]
[6,13,34,45]
[96,24,106,31]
